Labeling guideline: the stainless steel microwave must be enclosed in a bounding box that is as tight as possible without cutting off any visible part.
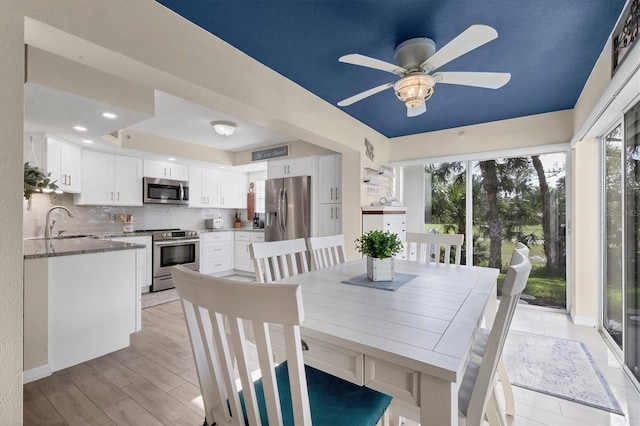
[143,177,189,205]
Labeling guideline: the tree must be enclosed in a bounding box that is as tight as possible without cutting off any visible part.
[532,155,557,270]
[478,160,502,268]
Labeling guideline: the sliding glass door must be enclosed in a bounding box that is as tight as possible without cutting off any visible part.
[603,124,624,348]
[624,105,640,381]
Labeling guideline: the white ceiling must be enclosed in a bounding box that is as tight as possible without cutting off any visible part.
[128,91,293,152]
[24,84,294,171]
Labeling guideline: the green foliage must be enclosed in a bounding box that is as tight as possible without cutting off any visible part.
[24,162,57,200]
[497,265,566,307]
[355,230,403,259]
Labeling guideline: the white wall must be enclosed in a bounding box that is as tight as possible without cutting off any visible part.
[0,3,25,422]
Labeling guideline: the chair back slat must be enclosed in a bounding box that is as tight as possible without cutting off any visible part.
[405,232,464,265]
[172,265,310,426]
[307,234,347,270]
[464,249,532,424]
[250,239,309,283]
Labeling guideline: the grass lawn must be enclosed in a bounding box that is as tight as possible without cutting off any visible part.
[424,223,566,307]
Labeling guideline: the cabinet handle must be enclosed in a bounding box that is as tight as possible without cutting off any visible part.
[330,206,334,219]
[68,175,71,186]
[110,191,114,200]
[164,167,167,176]
[169,168,172,177]
[335,187,338,199]
[331,188,334,200]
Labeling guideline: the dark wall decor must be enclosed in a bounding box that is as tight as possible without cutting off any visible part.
[365,138,374,161]
[251,145,289,161]
[613,0,640,75]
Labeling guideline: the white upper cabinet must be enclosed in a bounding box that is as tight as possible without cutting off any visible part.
[267,157,313,179]
[143,159,188,181]
[47,137,82,193]
[218,170,248,209]
[318,154,341,203]
[189,167,246,209]
[189,166,220,208]
[74,150,142,206]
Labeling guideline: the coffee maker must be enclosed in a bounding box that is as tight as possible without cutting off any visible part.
[252,213,265,229]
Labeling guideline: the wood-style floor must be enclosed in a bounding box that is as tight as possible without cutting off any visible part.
[24,300,640,425]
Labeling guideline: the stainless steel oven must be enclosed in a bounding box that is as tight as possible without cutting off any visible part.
[152,230,200,291]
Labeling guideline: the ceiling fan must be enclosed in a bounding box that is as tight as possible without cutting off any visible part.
[337,25,511,117]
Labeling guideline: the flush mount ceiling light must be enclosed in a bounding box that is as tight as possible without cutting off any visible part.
[211,120,236,136]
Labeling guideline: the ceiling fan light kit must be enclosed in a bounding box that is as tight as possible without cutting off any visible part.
[337,24,511,118]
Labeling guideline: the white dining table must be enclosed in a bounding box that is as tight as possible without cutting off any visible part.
[272,258,499,426]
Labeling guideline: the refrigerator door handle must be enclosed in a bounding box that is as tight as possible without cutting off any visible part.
[282,187,288,232]
[278,187,285,233]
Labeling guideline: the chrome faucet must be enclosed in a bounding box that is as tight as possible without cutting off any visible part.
[44,206,74,239]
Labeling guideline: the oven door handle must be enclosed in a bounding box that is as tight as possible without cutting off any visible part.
[154,239,200,246]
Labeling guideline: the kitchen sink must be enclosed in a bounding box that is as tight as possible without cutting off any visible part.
[26,234,96,240]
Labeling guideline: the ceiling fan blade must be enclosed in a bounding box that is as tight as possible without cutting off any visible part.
[339,54,407,76]
[407,103,426,117]
[421,25,498,71]
[435,72,511,89]
[337,82,395,107]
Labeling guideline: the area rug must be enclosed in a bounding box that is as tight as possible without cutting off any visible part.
[502,330,623,415]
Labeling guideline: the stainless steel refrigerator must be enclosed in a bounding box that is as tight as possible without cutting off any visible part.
[265,175,311,242]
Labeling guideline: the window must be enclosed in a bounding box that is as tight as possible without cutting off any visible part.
[255,180,265,213]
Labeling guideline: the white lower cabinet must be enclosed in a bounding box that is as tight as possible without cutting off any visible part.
[318,204,341,236]
[234,231,264,273]
[108,235,151,331]
[200,231,234,274]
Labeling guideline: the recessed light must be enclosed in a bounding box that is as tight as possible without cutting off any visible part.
[102,112,117,119]
[167,157,176,161]
[219,166,225,169]
[82,139,94,144]
[72,126,88,132]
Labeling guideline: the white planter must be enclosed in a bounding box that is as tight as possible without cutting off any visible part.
[367,256,395,281]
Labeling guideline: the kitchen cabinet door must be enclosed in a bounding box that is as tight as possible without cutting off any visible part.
[234,231,252,272]
[267,157,313,179]
[74,150,114,205]
[219,171,247,208]
[75,151,142,206]
[47,137,82,193]
[319,154,341,203]
[318,204,342,236]
[114,156,143,206]
[143,159,188,181]
[189,166,220,207]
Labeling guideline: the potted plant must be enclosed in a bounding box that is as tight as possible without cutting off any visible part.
[355,230,404,281]
[23,162,58,201]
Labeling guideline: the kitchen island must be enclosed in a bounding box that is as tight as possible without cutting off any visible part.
[24,237,145,382]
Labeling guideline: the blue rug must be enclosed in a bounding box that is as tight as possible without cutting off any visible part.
[341,273,417,291]
[503,330,623,415]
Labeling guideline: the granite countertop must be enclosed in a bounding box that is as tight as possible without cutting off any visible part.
[199,228,265,233]
[24,238,145,259]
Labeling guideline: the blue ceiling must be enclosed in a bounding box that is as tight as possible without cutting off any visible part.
[156,1,626,138]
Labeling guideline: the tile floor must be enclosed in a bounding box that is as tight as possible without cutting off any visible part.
[23,301,640,425]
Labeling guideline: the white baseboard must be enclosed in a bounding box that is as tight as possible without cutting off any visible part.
[571,313,596,327]
[23,364,51,384]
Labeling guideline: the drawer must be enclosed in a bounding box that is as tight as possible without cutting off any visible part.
[364,355,420,406]
[251,232,265,242]
[202,258,233,273]
[235,231,251,241]
[269,325,364,386]
[201,232,233,242]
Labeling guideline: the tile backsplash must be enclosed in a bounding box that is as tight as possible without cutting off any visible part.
[23,193,248,238]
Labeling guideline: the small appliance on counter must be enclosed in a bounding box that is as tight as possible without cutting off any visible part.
[205,215,224,230]
[252,213,265,229]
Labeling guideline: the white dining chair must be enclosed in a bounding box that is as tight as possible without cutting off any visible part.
[458,248,531,425]
[306,234,347,270]
[171,265,392,426]
[390,245,531,426]
[471,242,530,417]
[405,232,464,265]
[249,238,310,283]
